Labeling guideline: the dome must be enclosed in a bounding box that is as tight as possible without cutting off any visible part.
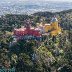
[51,17,58,22]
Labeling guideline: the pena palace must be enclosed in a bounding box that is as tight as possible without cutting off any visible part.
[13,16,62,41]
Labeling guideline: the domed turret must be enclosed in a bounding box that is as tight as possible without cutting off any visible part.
[51,17,58,23]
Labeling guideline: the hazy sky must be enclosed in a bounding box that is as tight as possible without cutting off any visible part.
[1,0,72,2]
[15,0,72,2]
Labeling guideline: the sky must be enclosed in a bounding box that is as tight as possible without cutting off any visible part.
[0,0,72,2]
[12,0,72,2]
[25,0,72,2]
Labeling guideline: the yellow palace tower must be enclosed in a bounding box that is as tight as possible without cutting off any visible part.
[50,16,61,36]
[44,16,61,36]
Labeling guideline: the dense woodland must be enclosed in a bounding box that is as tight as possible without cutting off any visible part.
[0,9,72,72]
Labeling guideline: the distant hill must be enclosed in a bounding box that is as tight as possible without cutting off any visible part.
[0,1,72,15]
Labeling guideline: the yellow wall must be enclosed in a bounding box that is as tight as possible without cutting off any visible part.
[51,21,58,30]
[44,21,61,36]
[50,27,61,36]
[44,25,51,32]
[44,21,58,32]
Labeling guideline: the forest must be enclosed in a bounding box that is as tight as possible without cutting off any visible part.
[0,9,72,72]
